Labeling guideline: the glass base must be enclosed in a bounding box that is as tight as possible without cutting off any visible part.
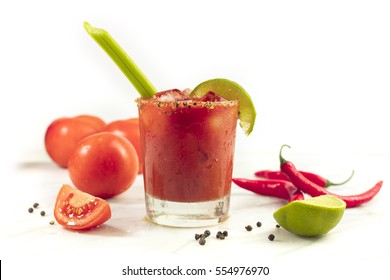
[145,194,230,227]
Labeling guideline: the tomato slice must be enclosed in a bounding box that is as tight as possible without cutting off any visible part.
[54,184,111,230]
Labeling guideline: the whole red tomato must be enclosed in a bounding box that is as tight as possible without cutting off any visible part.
[74,115,106,131]
[45,115,105,168]
[103,118,143,173]
[68,132,139,198]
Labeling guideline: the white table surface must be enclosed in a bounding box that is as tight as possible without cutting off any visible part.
[1,1,390,279]
[2,148,389,279]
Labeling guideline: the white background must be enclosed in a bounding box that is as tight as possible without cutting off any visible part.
[1,0,389,159]
[1,0,389,279]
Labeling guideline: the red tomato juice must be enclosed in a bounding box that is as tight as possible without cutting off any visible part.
[137,89,239,203]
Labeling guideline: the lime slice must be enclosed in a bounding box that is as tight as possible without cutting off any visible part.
[273,195,346,237]
[190,78,256,135]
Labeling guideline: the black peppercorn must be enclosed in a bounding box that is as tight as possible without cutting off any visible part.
[40,211,46,216]
[216,231,226,240]
[199,237,206,245]
[28,207,33,213]
[268,234,275,241]
[245,225,253,231]
[256,221,262,227]
[33,203,39,208]
[223,230,228,237]
[204,230,210,237]
[276,224,280,228]
[195,233,201,240]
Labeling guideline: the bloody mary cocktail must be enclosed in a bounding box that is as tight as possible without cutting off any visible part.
[84,23,256,227]
[137,89,239,227]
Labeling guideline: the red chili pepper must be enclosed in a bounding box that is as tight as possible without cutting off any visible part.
[232,178,305,202]
[279,144,383,208]
[254,169,354,188]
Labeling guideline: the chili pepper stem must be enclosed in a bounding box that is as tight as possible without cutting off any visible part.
[279,145,354,187]
[279,144,291,165]
[325,170,355,187]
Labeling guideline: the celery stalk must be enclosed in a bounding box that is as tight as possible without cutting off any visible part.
[84,22,156,98]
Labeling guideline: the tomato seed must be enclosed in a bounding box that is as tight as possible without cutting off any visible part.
[49,221,55,225]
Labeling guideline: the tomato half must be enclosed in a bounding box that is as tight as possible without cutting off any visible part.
[54,184,111,230]
[68,132,139,198]
[44,115,105,168]
[103,118,143,173]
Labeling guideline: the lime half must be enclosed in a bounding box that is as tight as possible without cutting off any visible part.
[190,78,256,135]
[273,195,346,237]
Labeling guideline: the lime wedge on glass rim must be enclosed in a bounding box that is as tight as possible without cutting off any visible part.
[190,78,256,136]
[273,195,346,237]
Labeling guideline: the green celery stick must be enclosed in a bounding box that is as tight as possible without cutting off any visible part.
[84,22,156,98]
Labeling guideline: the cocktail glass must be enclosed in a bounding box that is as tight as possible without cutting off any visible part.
[137,89,238,227]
